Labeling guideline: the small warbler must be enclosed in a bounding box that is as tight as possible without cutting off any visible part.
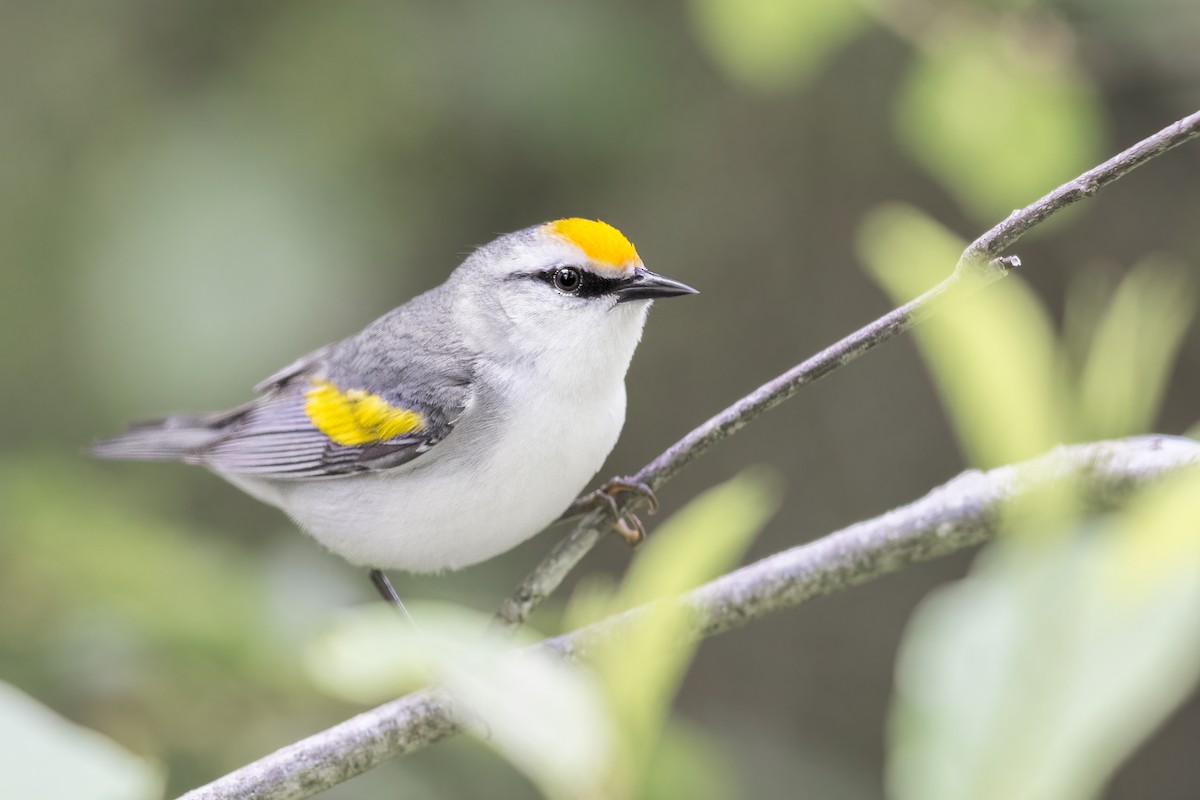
[94,219,697,607]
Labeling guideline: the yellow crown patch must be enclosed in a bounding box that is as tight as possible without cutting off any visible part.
[548,218,639,270]
[305,379,425,446]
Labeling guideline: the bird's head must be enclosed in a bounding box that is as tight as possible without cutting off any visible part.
[452,219,697,366]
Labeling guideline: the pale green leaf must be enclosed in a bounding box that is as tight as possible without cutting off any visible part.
[896,24,1103,221]
[889,528,1200,800]
[304,602,613,800]
[688,0,867,93]
[302,603,433,703]
[1103,456,1200,599]
[0,681,164,800]
[1075,257,1196,438]
[616,465,783,608]
[577,467,782,795]
[859,204,1068,468]
[856,202,967,289]
[0,458,290,684]
[307,470,781,798]
[640,720,739,800]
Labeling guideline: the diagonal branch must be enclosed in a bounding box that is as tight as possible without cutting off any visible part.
[494,108,1200,630]
[180,436,1200,800]
[176,108,1200,799]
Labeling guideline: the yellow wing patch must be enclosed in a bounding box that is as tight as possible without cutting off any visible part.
[304,380,425,446]
[548,218,639,272]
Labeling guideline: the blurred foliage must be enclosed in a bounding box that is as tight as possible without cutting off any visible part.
[4,0,1200,797]
[890,513,1200,800]
[860,205,1200,798]
[0,459,280,675]
[894,17,1104,221]
[306,469,779,798]
[0,680,164,800]
[311,601,615,798]
[860,204,1196,467]
[688,0,868,93]
[565,467,782,796]
[0,458,352,791]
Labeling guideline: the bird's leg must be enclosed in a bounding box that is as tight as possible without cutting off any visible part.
[561,476,660,547]
[369,568,418,628]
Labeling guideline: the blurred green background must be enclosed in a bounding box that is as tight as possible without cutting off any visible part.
[2,0,1200,797]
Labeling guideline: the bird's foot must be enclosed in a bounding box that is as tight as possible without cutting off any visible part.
[564,477,659,548]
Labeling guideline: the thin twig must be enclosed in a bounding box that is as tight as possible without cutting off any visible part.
[493,108,1200,630]
[179,436,1200,800]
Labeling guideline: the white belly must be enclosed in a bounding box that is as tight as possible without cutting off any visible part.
[255,373,627,573]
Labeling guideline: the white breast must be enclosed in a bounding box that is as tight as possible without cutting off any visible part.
[265,355,628,573]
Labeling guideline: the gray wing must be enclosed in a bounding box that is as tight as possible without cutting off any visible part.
[253,344,333,394]
[203,381,469,478]
[94,292,476,479]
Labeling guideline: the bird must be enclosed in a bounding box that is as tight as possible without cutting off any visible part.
[93,218,698,611]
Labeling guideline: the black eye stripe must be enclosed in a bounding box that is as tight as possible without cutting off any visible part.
[534,267,627,298]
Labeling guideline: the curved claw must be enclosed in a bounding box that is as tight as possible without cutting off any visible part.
[600,477,659,515]
[561,476,659,547]
[613,513,647,548]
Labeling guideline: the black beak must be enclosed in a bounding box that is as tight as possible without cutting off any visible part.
[614,268,699,303]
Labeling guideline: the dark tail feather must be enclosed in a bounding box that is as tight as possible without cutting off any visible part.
[91,414,227,463]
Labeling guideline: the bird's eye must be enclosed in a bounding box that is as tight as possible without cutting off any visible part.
[553,267,582,293]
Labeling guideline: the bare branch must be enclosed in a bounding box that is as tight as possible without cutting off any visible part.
[177,691,462,800]
[176,108,1200,800]
[180,436,1200,800]
[546,436,1200,656]
[961,109,1200,263]
[494,109,1200,630]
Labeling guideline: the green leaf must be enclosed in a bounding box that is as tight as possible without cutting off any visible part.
[895,22,1103,221]
[0,457,290,684]
[856,202,966,288]
[889,523,1200,800]
[1103,455,1200,600]
[303,603,435,703]
[307,469,781,799]
[305,602,613,800]
[1074,257,1196,439]
[688,0,867,93]
[616,466,782,608]
[640,720,739,800]
[859,204,1068,468]
[0,681,164,800]
[576,467,783,795]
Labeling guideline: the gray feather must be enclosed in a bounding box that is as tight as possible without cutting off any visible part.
[93,282,477,480]
[91,414,229,462]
